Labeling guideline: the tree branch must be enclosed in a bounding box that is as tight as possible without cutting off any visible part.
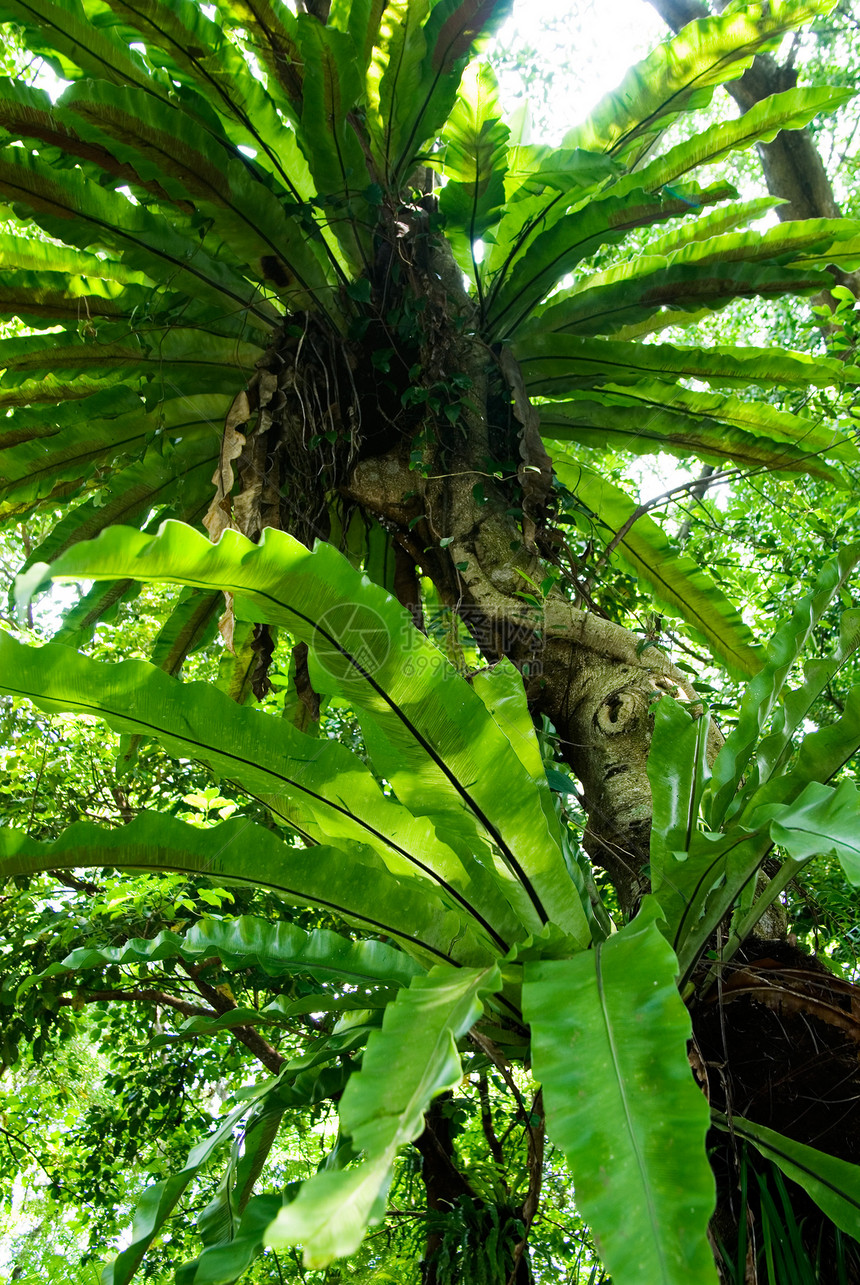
[507,1090,545,1285]
[48,869,101,895]
[0,1123,64,1190]
[56,982,286,1075]
[182,966,286,1074]
[55,989,216,1018]
[478,1073,506,1172]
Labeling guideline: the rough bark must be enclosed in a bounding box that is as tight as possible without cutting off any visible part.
[342,232,703,911]
[347,439,697,909]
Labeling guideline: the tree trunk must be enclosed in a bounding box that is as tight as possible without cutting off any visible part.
[233,185,860,1278]
[415,1096,535,1284]
[342,232,697,912]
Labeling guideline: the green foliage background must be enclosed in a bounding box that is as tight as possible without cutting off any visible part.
[0,0,860,1281]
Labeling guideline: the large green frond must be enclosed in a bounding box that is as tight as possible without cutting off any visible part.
[636,196,784,260]
[624,84,856,194]
[368,0,511,185]
[486,181,736,340]
[265,961,501,1267]
[9,434,218,564]
[0,631,511,958]
[523,255,829,339]
[717,1115,860,1239]
[0,815,476,967]
[438,59,509,285]
[0,386,147,519]
[648,696,713,880]
[58,79,336,304]
[0,146,277,322]
[33,912,424,990]
[19,520,590,942]
[705,546,860,827]
[562,0,840,164]
[395,0,512,180]
[749,777,860,885]
[217,0,305,119]
[0,330,262,410]
[97,1084,277,1285]
[524,900,717,1285]
[537,385,853,483]
[515,332,860,395]
[293,17,371,268]
[147,588,223,676]
[99,0,301,182]
[0,0,162,90]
